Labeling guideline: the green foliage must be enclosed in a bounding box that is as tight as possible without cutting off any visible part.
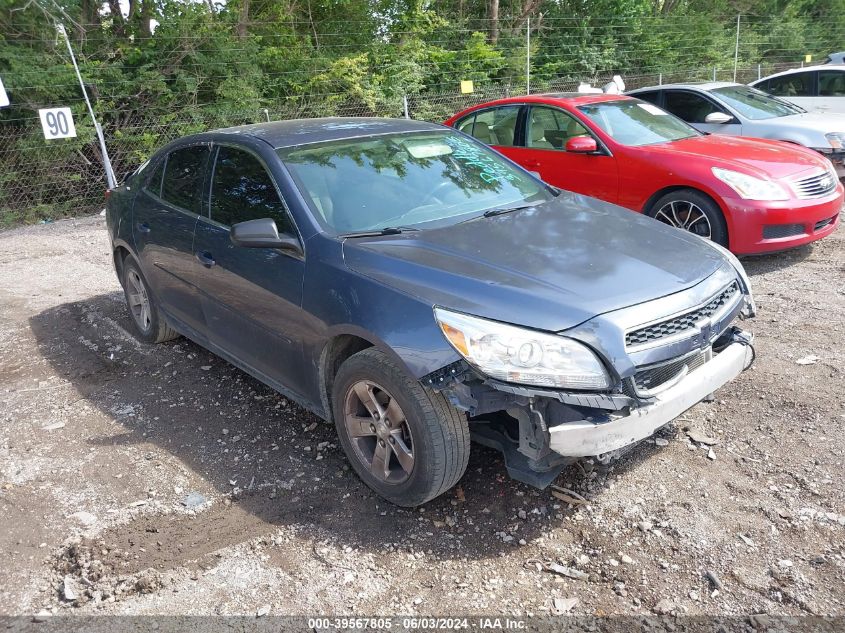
[0,0,841,226]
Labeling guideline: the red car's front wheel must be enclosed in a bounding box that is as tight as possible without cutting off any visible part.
[648,189,728,247]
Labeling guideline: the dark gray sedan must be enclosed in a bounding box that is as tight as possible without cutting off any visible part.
[106,118,756,506]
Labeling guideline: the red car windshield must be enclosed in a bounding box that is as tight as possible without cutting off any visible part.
[578,99,701,147]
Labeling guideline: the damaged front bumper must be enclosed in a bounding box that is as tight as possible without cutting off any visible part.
[548,331,754,458]
[431,326,755,488]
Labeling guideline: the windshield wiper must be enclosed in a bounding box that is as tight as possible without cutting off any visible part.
[341,226,420,238]
[482,203,535,218]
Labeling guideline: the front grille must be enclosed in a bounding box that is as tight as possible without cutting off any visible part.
[625,282,739,348]
[763,223,805,239]
[814,215,837,231]
[792,171,837,200]
[631,351,707,395]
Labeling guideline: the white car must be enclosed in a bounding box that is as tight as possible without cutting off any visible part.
[749,65,845,114]
[627,82,845,178]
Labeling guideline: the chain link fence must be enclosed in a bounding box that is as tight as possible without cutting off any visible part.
[0,62,804,226]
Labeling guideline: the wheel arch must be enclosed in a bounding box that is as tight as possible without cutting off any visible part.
[112,240,134,283]
[318,332,376,424]
[641,185,732,246]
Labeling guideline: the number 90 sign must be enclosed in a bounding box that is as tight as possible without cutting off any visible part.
[38,107,77,140]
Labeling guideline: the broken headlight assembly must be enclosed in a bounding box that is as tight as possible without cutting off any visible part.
[434,307,610,390]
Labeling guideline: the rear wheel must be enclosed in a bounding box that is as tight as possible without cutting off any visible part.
[121,255,179,344]
[647,189,728,247]
[332,348,470,507]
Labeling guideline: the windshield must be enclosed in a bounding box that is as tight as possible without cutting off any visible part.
[577,99,700,146]
[278,131,552,234]
[711,85,804,119]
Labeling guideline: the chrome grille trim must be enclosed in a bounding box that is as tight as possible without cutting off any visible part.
[791,170,837,200]
[625,282,739,349]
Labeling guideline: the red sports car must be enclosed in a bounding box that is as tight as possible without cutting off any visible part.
[445,94,842,254]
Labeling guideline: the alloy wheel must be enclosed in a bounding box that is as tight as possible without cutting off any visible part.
[654,200,712,239]
[126,269,152,333]
[343,380,415,484]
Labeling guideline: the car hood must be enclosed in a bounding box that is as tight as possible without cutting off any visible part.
[650,135,825,179]
[342,193,729,332]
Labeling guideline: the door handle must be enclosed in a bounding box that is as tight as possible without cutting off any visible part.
[136,222,151,234]
[196,251,216,268]
[524,159,541,168]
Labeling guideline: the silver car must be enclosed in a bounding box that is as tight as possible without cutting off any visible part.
[627,82,845,178]
[749,65,845,114]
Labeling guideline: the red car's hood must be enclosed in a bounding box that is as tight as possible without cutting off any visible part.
[649,135,826,179]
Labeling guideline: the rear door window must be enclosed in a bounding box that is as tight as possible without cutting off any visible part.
[663,91,723,123]
[459,106,521,147]
[209,146,294,233]
[766,72,815,97]
[633,90,661,105]
[160,145,210,212]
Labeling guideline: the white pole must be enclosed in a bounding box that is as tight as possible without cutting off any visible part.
[57,24,116,189]
[733,14,740,82]
[403,94,409,119]
[526,17,531,94]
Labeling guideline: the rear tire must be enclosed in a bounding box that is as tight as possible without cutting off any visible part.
[121,254,180,344]
[647,189,728,247]
[332,348,470,507]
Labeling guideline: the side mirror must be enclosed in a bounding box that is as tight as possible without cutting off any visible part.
[230,218,302,255]
[704,112,734,124]
[565,136,598,153]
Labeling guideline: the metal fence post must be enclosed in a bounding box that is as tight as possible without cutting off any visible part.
[733,14,741,82]
[526,17,531,94]
[658,73,662,86]
[758,63,761,80]
[713,66,717,81]
[57,24,116,189]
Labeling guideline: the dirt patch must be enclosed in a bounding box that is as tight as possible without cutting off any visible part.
[1,215,844,618]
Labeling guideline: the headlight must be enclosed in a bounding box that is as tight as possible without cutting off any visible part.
[699,240,757,318]
[712,167,789,201]
[825,132,845,149]
[434,308,610,390]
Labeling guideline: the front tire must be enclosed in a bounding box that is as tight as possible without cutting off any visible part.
[332,348,470,507]
[121,255,179,344]
[647,189,728,247]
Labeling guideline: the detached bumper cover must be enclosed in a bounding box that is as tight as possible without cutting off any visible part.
[548,336,754,458]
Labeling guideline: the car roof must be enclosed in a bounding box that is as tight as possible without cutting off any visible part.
[202,117,446,149]
[628,81,739,92]
[463,93,633,109]
[752,65,845,82]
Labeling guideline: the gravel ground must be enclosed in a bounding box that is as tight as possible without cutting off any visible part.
[0,215,843,620]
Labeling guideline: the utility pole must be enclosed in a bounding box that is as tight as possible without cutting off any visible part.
[733,14,741,83]
[57,24,116,188]
[526,17,531,94]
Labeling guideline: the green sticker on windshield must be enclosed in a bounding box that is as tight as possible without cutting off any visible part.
[444,136,519,185]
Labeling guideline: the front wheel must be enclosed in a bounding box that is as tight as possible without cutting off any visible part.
[332,348,470,507]
[647,189,728,247]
